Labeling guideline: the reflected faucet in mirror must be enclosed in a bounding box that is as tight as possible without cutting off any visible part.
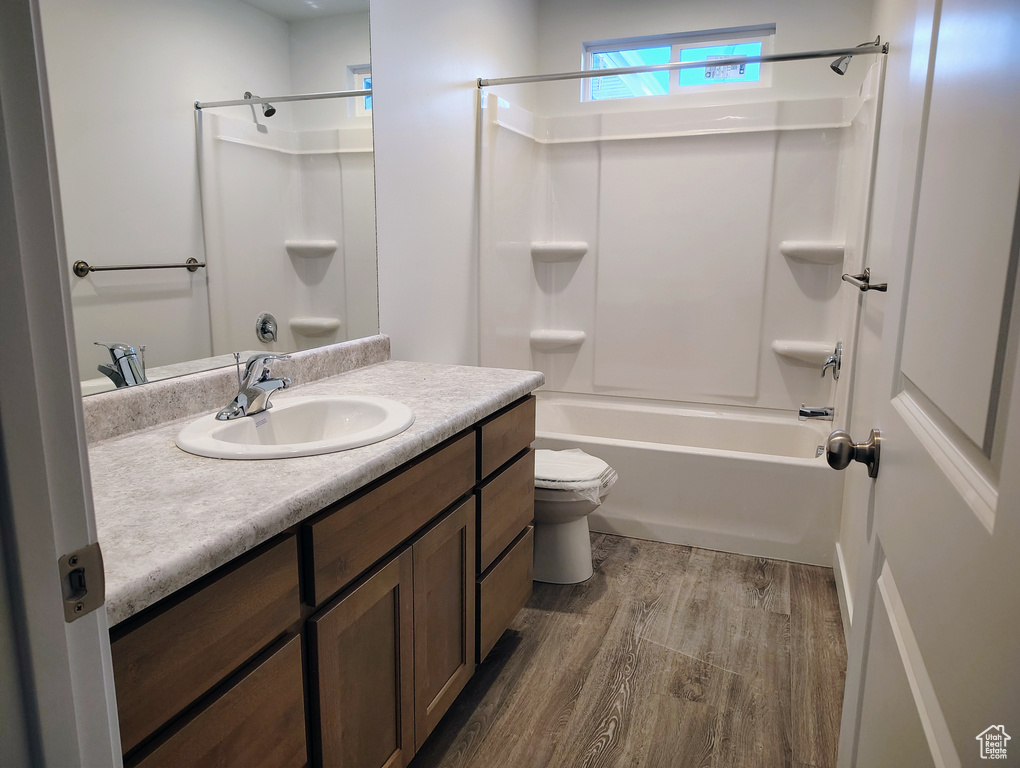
[217,353,292,421]
[95,342,147,388]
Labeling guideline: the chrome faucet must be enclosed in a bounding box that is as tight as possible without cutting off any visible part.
[799,404,834,421]
[95,342,147,388]
[216,353,292,421]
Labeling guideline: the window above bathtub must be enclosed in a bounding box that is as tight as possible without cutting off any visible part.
[583,25,775,102]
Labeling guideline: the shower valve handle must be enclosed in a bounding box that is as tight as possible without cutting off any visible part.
[825,429,881,479]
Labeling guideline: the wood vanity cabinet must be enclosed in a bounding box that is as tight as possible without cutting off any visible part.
[110,395,536,768]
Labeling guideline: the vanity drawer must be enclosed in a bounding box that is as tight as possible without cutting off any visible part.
[306,431,476,606]
[477,396,536,480]
[477,449,534,574]
[133,634,306,768]
[112,535,300,755]
[477,526,534,663]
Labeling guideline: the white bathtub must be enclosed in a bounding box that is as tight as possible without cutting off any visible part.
[535,393,843,566]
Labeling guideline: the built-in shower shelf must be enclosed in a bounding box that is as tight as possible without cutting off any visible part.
[771,340,834,365]
[779,240,845,265]
[530,241,588,262]
[290,317,342,337]
[285,240,338,259]
[530,330,586,351]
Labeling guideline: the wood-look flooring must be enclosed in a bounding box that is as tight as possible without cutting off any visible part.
[411,534,847,768]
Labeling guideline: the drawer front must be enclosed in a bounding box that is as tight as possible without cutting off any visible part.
[134,635,306,768]
[306,431,476,606]
[477,526,534,663]
[477,396,536,480]
[112,535,300,755]
[477,449,535,574]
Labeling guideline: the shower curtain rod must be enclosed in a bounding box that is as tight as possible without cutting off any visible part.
[194,88,371,110]
[477,41,887,88]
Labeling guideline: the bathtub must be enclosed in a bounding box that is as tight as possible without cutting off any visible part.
[535,393,843,566]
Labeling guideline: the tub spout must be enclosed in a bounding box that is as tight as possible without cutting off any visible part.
[799,405,834,421]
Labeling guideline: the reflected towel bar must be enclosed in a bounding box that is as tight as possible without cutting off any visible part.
[72,258,205,278]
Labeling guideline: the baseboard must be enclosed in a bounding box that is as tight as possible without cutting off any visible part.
[833,541,853,644]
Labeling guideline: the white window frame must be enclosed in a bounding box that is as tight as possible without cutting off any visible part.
[583,25,775,102]
[348,64,372,117]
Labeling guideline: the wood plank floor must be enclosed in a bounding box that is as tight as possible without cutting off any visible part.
[410,534,847,768]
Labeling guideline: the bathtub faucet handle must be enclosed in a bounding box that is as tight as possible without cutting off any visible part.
[821,341,842,381]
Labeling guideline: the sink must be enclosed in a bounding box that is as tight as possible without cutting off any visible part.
[175,396,415,459]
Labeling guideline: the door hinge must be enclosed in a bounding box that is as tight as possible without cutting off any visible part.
[58,541,105,622]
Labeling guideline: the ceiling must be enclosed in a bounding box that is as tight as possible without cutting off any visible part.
[237,0,369,22]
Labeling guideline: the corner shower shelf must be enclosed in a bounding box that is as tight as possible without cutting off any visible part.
[530,330,586,352]
[290,317,342,337]
[530,241,588,263]
[771,340,834,365]
[779,240,845,265]
[285,240,338,259]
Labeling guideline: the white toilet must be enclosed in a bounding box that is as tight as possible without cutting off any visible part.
[533,449,618,584]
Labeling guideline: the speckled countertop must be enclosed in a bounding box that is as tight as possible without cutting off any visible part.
[89,360,543,626]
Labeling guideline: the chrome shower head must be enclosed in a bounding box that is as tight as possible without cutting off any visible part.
[244,91,276,118]
[830,36,882,76]
[830,55,851,75]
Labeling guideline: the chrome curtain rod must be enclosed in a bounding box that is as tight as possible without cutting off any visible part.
[194,88,371,110]
[477,41,887,88]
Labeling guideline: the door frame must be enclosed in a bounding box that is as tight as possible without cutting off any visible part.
[0,0,121,764]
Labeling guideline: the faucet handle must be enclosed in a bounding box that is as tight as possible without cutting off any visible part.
[821,341,842,381]
[242,352,292,383]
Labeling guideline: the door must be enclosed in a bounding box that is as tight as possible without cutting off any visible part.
[413,496,476,749]
[309,549,415,768]
[837,0,1020,764]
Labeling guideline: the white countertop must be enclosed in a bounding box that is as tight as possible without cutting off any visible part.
[89,360,543,626]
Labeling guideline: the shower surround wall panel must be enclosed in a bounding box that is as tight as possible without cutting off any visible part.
[199,114,376,356]
[593,131,775,401]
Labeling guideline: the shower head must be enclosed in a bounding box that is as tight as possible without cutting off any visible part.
[830,36,882,76]
[830,55,851,75]
[243,91,276,118]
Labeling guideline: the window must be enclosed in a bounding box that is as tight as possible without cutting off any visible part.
[349,65,372,116]
[584,26,774,101]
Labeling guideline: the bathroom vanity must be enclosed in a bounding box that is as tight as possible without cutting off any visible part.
[85,338,541,767]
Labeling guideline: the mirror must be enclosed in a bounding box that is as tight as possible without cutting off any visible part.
[38,0,377,395]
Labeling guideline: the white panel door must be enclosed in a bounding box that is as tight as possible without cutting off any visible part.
[839,0,1020,765]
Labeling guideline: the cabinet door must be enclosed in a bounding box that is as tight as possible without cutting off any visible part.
[412,497,476,749]
[309,550,414,768]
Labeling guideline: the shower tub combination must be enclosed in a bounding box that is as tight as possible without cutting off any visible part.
[535,392,843,566]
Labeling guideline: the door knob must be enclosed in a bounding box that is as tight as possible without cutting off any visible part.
[825,429,881,478]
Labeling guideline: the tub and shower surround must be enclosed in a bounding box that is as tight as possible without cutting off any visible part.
[197,112,378,357]
[479,66,885,564]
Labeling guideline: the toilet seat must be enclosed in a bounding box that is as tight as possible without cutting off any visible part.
[534,449,617,504]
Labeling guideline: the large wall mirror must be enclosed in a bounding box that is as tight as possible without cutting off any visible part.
[38,0,377,395]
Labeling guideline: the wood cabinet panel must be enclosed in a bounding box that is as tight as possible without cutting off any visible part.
[309,549,414,768]
[133,634,306,768]
[413,497,476,749]
[477,449,535,574]
[112,535,300,755]
[477,396,536,480]
[306,432,475,606]
[478,526,534,663]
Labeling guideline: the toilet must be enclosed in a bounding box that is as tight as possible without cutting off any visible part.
[532,448,618,584]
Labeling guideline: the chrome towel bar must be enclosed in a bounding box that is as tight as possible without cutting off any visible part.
[72,258,204,278]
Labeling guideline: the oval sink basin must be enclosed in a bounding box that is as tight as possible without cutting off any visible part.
[176,396,415,459]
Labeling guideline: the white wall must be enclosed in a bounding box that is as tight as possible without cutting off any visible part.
[535,0,876,116]
[289,11,372,131]
[371,0,539,365]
